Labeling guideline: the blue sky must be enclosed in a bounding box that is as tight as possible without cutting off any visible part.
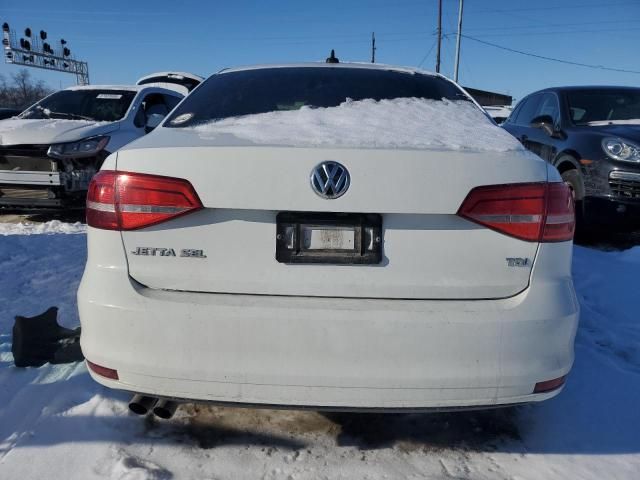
[1,0,639,102]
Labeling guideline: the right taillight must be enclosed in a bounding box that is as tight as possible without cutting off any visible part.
[542,183,576,242]
[457,182,574,242]
[87,170,203,230]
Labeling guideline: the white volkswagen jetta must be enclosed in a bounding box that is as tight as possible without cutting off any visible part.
[78,62,578,415]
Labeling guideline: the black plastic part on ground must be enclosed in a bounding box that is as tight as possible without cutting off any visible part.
[12,306,84,367]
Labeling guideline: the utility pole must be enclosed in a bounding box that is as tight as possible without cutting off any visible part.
[454,0,464,82]
[435,0,442,72]
[371,32,376,63]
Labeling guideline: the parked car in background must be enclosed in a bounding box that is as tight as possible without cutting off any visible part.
[0,108,21,120]
[0,72,201,211]
[79,63,577,416]
[503,86,640,229]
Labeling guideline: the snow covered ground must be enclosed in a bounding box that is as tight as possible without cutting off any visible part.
[0,220,639,480]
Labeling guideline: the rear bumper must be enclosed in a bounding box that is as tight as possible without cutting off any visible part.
[78,231,579,410]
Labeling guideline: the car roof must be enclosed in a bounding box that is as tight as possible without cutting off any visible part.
[65,85,144,92]
[136,71,204,84]
[218,62,441,78]
[526,85,640,96]
[63,84,184,95]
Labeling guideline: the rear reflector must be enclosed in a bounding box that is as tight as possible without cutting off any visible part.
[87,170,202,230]
[457,182,574,242]
[534,375,566,393]
[86,360,119,380]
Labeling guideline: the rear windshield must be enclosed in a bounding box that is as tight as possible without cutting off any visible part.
[165,67,469,128]
[20,89,136,122]
[567,89,640,125]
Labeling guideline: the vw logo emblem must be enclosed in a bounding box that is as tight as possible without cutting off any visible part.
[310,161,350,199]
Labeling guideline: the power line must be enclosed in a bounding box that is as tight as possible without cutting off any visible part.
[466,1,639,14]
[447,26,640,39]
[460,34,640,75]
[417,38,438,68]
[461,19,640,33]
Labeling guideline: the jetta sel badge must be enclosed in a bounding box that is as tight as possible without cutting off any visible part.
[131,247,207,258]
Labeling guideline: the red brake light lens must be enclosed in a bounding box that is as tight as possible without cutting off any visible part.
[457,182,574,242]
[534,375,566,393]
[543,183,576,242]
[87,170,203,230]
[86,360,119,380]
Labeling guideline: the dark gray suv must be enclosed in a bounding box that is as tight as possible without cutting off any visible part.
[503,86,640,229]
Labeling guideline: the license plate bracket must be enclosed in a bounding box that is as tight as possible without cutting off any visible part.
[276,212,382,264]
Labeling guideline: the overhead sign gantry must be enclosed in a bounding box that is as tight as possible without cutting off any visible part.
[2,22,89,85]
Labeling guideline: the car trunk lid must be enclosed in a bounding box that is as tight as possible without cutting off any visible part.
[115,146,547,300]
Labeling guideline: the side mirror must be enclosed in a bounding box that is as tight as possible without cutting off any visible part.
[145,113,165,133]
[530,115,559,137]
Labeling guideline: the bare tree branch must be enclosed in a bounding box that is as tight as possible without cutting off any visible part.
[0,69,52,110]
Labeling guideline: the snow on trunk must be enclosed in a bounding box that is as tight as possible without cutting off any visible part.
[191,98,523,151]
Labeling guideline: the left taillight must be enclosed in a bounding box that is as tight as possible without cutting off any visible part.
[87,170,203,230]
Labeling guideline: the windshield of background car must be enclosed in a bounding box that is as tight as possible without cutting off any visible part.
[20,89,137,122]
[165,67,470,128]
[567,89,640,125]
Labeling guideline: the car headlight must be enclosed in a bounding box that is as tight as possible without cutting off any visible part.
[602,137,640,163]
[47,136,110,159]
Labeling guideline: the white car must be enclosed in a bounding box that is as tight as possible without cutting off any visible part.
[78,63,579,416]
[0,72,201,211]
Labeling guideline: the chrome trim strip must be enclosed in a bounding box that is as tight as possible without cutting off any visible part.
[609,171,640,182]
[86,200,116,213]
[472,214,542,223]
[119,204,189,214]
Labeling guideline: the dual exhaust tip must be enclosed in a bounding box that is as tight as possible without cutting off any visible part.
[129,394,179,419]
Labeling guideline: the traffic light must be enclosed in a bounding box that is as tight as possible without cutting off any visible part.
[24,27,31,37]
[63,47,70,57]
[40,30,47,40]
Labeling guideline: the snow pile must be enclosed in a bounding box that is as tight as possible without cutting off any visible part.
[192,98,523,151]
[0,220,86,236]
[0,229,639,479]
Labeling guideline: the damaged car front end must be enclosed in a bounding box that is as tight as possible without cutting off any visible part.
[0,137,110,211]
[0,87,136,212]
